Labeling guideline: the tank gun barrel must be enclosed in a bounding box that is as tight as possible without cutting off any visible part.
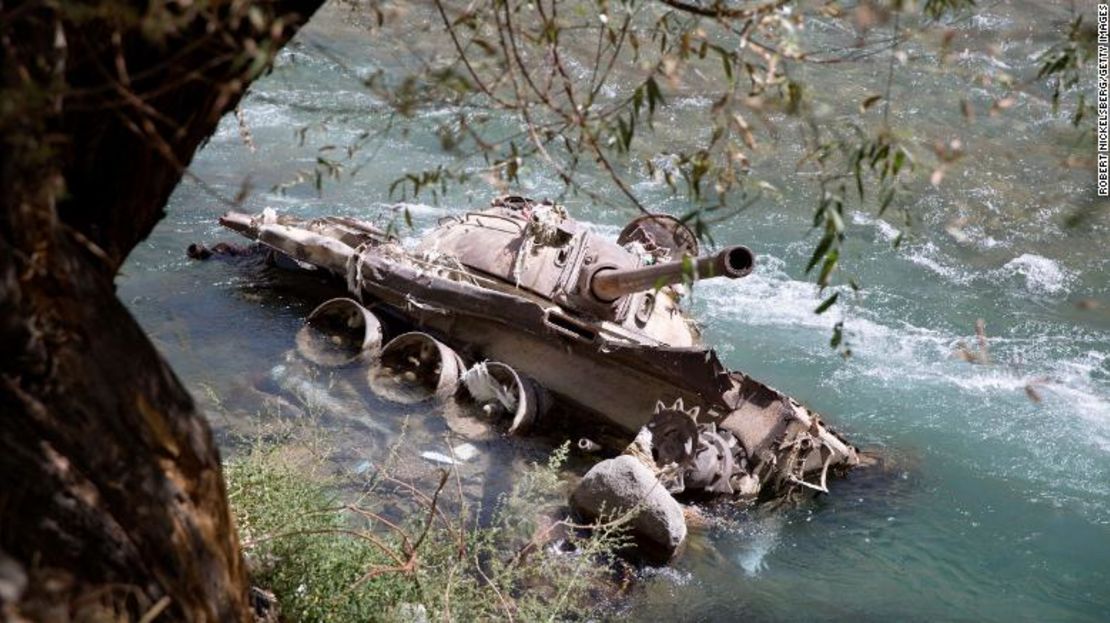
[590,245,755,302]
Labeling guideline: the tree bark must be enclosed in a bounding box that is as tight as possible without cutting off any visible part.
[0,0,323,619]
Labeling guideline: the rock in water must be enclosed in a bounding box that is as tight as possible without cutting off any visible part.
[571,455,687,558]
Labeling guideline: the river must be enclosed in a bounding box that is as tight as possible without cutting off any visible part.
[119,1,1108,620]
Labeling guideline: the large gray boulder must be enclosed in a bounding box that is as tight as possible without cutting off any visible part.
[571,455,687,558]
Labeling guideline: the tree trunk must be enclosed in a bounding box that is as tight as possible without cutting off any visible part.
[0,0,323,619]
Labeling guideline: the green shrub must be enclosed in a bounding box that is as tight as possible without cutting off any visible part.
[225,441,629,622]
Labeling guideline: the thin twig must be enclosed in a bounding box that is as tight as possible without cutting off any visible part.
[882,12,901,127]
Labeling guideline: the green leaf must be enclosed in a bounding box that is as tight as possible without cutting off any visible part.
[878,187,896,216]
[817,249,839,287]
[680,254,695,283]
[616,116,632,152]
[860,94,882,111]
[645,77,664,116]
[805,234,834,274]
[870,143,890,168]
[1072,93,1086,127]
[855,154,864,200]
[891,151,903,177]
[786,81,804,115]
[815,292,839,314]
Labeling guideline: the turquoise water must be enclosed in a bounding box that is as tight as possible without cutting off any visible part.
[119,1,1108,620]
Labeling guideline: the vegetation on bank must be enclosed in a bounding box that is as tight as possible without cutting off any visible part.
[225,439,629,621]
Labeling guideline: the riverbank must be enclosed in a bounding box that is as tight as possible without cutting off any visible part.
[225,421,627,622]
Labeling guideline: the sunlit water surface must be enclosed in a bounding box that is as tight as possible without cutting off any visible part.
[120,2,1108,620]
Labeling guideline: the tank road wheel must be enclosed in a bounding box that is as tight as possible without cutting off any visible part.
[459,361,551,434]
[629,399,749,496]
[295,297,384,367]
[368,332,466,403]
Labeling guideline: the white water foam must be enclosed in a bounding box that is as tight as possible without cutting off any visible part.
[999,253,1074,295]
[698,252,1110,439]
[233,101,299,130]
[637,565,694,586]
[851,211,901,243]
[726,514,785,577]
[700,259,831,330]
[710,251,1110,519]
[853,215,1075,297]
[903,241,979,285]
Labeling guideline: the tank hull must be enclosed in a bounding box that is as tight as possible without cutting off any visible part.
[218,206,862,499]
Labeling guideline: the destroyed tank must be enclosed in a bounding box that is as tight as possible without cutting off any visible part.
[218,196,863,513]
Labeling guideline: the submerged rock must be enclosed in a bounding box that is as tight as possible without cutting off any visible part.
[571,455,687,558]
